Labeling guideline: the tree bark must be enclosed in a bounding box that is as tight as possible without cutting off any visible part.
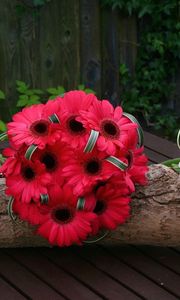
[0,164,180,247]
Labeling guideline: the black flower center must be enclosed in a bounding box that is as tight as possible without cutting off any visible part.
[94,200,106,215]
[67,116,85,135]
[22,166,35,181]
[41,152,57,172]
[30,120,49,136]
[85,158,101,175]
[100,120,120,139]
[53,207,73,224]
[93,181,107,192]
[126,151,133,169]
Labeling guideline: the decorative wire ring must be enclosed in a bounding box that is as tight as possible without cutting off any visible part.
[25,144,38,160]
[83,130,99,153]
[123,112,144,147]
[105,156,128,171]
[76,197,85,210]
[0,132,8,141]
[7,197,17,222]
[49,113,60,124]
[83,229,110,244]
[177,130,180,150]
[40,194,49,204]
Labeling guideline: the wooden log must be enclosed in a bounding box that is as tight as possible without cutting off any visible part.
[0,164,180,247]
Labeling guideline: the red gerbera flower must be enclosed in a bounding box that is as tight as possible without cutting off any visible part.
[6,160,51,203]
[56,90,97,149]
[13,185,64,225]
[94,175,130,196]
[125,147,148,191]
[91,184,131,234]
[0,147,21,177]
[33,140,70,186]
[36,186,96,246]
[7,103,61,149]
[77,99,137,155]
[13,198,45,225]
[62,147,122,196]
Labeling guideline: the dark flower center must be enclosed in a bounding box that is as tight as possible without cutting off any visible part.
[30,120,49,136]
[100,120,120,139]
[93,181,107,192]
[22,166,35,181]
[67,116,85,135]
[52,207,73,224]
[41,152,57,172]
[126,151,133,169]
[85,158,101,175]
[94,200,106,215]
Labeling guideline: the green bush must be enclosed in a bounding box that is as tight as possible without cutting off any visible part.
[102,0,180,139]
[0,82,95,133]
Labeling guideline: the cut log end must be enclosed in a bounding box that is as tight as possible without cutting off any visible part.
[0,164,180,247]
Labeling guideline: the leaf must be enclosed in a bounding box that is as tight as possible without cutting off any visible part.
[27,95,41,106]
[16,80,28,88]
[84,88,95,94]
[16,95,29,107]
[29,95,40,102]
[78,84,85,90]
[47,88,58,95]
[49,95,57,100]
[16,80,29,93]
[31,89,44,95]
[119,64,128,75]
[138,5,152,18]
[57,86,65,94]
[27,99,41,106]
[0,90,5,100]
[0,120,7,132]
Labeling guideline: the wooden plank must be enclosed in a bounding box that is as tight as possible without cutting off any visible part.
[17,1,40,89]
[76,245,177,300]
[104,245,180,298]
[118,14,138,75]
[174,71,180,114]
[137,246,180,275]
[144,131,180,159]
[101,7,120,106]
[172,247,180,253]
[80,0,101,96]
[39,0,80,90]
[144,147,168,164]
[5,248,101,300]
[42,247,141,300]
[0,276,26,300]
[0,0,21,119]
[0,250,63,299]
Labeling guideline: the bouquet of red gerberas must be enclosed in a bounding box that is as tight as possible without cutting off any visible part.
[0,91,148,247]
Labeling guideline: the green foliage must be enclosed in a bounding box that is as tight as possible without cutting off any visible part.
[77,84,96,95]
[102,0,180,139]
[0,90,5,100]
[0,120,6,132]
[47,86,65,99]
[16,81,42,107]
[16,0,51,19]
[0,82,95,133]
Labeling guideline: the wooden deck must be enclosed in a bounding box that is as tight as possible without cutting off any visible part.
[0,131,180,300]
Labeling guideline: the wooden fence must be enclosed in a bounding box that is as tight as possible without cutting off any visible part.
[0,0,179,120]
